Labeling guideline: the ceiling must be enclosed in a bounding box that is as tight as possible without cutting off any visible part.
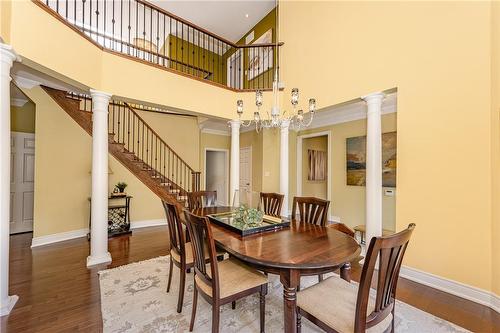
[150,0,276,43]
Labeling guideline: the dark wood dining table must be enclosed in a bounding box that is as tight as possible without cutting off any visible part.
[191,206,361,333]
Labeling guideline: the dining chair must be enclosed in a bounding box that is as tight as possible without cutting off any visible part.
[187,190,217,210]
[259,192,284,217]
[292,196,330,226]
[184,211,268,333]
[329,222,355,237]
[296,223,416,333]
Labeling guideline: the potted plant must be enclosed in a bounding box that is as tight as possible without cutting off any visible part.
[114,182,128,196]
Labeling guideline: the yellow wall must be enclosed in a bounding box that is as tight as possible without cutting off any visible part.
[11,102,35,133]
[491,1,500,295]
[24,86,199,237]
[301,136,328,199]
[281,1,493,291]
[0,0,11,43]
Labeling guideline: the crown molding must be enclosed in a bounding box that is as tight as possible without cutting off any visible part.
[12,75,40,89]
[201,128,230,136]
[10,97,28,107]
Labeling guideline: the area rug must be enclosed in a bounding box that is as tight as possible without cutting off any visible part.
[98,256,469,333]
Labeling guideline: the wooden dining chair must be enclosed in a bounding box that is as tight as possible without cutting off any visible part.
[162,200,191,313]
[329,222,355,237]
[259,192,284,217]
[184,211,268,333]
[187,190,217,210]
[292,196,330,226]
[296,223,416,333]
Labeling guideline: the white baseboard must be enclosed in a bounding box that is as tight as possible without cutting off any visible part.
[31,228,89,248]
[400,266,499,313]
[130,219,167,229]
[30,220,167,248]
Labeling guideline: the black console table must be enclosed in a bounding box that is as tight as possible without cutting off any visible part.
[88,195,133,239]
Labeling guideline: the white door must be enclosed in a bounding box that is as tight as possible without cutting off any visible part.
[239,147,252,205]
[205,150,228,205]
[10,132,35,234]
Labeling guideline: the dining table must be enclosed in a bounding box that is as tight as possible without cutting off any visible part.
[191,206,361,333]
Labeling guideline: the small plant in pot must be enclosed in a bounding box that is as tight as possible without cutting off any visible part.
[114,182,128,195]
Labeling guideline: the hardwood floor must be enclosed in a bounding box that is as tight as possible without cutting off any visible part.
[1,227,499,332]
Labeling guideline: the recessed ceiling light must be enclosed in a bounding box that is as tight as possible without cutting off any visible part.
[245,14,249,18]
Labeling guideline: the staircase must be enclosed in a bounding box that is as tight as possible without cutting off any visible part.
[43,86,200,207]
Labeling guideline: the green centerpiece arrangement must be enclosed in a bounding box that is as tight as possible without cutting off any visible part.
[233,205,264,230]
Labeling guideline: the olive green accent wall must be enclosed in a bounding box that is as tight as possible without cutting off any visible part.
[168,35,224,84]
[11,102,36,133]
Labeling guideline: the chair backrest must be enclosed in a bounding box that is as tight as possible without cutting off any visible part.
[187,191,217,210]
[183,211,220,299]
[291,196,330,226]
[259,192,284,217]
[329,222,355,237]
[354,223,416,332]
[162,200,186,262]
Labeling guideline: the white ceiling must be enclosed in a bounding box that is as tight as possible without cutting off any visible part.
[150,0,276,43]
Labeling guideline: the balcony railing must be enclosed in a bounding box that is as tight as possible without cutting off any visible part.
[39,0,280,91]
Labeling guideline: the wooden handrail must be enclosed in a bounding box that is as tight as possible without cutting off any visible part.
[123,102,195,174]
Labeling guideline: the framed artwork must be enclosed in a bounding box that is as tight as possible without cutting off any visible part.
[247,29,273,80]
[308,149,327,181]
[346,132,397,187]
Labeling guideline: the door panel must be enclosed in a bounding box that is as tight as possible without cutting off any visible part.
[10,132,35,234]
[239,147,252,205]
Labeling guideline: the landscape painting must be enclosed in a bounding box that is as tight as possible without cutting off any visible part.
[346,132,397,187]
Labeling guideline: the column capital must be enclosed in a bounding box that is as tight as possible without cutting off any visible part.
[90,89,112,102]
[0,44,20,81]
[280,119,291,130]
[229,119,241,129]
[361,92,385,104]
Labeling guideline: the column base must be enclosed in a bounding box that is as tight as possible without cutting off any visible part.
[86,252,112,267]
[0,295,19,316]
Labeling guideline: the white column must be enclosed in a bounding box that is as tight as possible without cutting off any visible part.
[87,89,112,267]
[362,92,385,245]
[229,120,240,206]
[0,43,19,316]
[280,120,290,216]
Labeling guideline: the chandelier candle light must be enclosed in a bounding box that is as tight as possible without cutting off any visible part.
[235,0,316,132]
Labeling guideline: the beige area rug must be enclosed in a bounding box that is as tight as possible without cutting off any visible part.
[99,256,469,333]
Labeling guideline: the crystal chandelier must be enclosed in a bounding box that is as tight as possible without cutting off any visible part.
[235,1,316,132]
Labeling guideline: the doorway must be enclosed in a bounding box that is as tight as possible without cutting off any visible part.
[204,149,229,205]
[296,131,332,218]
[10,84,36,234]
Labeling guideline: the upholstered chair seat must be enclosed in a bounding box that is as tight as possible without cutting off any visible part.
[194,258,268,299]
[297,275,392,333]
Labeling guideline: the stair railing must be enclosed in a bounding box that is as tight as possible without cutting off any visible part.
[37,0,281,90]
[67,92,200,195]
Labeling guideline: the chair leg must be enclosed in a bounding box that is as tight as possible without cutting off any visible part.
[189,286,198,332]
[167,256,173,293]
[212,303,220,333]
[231,301,236,309]
[177,267,186,313]
[391,305,395,332]
[260,284,267,333]
[318,274,323,282]
[296,310,302,333]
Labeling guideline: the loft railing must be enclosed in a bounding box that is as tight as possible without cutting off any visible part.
[38,0,280,90]
[67,92,200,195]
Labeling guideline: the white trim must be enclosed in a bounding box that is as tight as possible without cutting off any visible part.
[130,219,167,229]
[12,75,40,89]
[296,131,332,213]
[10,97,28,107]
[0,295,18,316]
[31,228,89,248]
[204,148,230,206]
[400,266,500,313]
[201,128,230,136]
[30,220,167,248]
